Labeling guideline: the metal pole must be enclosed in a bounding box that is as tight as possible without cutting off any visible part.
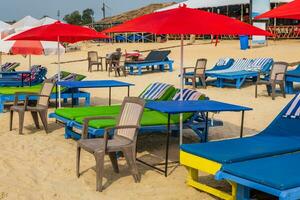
[0,52,2,66]
[241,4,244,21]
[179,34,184,145]
[58,36,62,108]
[29,54,31,69]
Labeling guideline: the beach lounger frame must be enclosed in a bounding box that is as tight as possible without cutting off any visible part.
[206,58,273,89]
[179,94,300,200]
[125,50,174,75]
[285,65,300,94]
[216,170,300,200]
[0,90,90,113]
[49,111,218,141]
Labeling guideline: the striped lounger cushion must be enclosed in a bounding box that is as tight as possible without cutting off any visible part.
[283,93,300,118]
[208,58,252,74]
[246,58,272,72]
[216,58,231,66]
[140,82,172,100]
[173,89,202,101]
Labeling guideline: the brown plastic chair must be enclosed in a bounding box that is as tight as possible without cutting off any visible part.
[76,97,145,192]
[255,62,288,100]
[9,79,55,134]
[183,58,207,88]
[88,51,103,72]
[108,54,127,77]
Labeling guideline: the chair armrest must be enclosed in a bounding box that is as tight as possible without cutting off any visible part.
[183,67,195,74]
[81,116,116,139]
[13,92,39,106]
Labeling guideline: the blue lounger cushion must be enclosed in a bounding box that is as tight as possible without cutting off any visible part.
[221,152,300,190]
[181,93,300,163]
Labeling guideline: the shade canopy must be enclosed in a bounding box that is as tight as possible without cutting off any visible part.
[7,21,110,43]
[104,5,272,36]
[11,16,39,33]
[256,0,300,20]
[157,0,293,12]
[0,21,10,31]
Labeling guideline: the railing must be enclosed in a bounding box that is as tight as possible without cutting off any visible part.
[268,25,300,39]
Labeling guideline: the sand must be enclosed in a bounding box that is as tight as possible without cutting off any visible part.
[0,40,299,200]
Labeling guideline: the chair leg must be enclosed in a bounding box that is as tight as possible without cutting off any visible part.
[38,110,48,133]
[266,85,271,96]
[200,76,206,88]
[108,152,119,173]
[76,146,81,177]
[191,78,196,89]
[18,111,25,134]
[31,111,40,129]
[9,110,14,131]
[271,83,276,100]
[280,83,286,98]
[255,83,258,98]
[123,147,140,183]
[94,151,105,192]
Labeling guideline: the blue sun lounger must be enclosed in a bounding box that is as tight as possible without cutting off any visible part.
[206,58,273,89]
[125,50,174,75]
[285,65,300,94]
[180,93,300,200]
[216,152,300,200]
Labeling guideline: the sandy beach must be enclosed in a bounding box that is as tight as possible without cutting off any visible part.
[0,40,298,200]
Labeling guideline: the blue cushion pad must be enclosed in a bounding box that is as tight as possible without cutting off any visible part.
[180,135,300,163]
[222,152,300,190]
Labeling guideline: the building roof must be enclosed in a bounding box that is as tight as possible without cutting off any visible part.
[96,2,177,25]
[156,0,293,12]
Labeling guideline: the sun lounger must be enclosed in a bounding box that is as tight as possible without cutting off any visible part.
[285,64,300,94]
[0,65,47,87]
[49,85,221,141]
[1,62,20,72]
[180,93,300,200]
[206,58,273,88]
[216,152,300,200]
[0,71,90,113]
[125,50,174,75]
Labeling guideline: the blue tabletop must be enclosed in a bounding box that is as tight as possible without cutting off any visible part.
[145,100,252,114]
[0,71,31,74]
[57,80,134,88]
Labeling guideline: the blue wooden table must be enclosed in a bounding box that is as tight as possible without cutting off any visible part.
[142,100,252,177]
[56,80,134,107]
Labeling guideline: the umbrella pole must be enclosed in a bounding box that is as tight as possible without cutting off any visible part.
[179,34,184,145]
[57,36,62,108]
[29,54,31,69]
[0,52,2,66]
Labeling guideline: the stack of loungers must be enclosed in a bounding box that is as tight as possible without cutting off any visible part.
[206,58,273,88]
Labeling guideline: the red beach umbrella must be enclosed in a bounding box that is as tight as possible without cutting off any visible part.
[7,21,110,107]
[256,0,300,20]
[104,4,272,144]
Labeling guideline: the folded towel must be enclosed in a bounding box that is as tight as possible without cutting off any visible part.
[140,82,172,100]
[283,93,300,118]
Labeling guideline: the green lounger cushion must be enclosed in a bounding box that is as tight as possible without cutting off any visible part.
[74,111,193,129]
[55,105,122,120]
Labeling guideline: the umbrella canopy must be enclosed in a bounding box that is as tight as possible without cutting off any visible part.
[8,21,111,43]
[104,5,272,36]
[103,5,271,145]
[11,16,39,33]
[256,0,300,20]
[0,21,10,32]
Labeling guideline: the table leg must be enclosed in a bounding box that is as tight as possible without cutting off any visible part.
[55,83,58,109]
[21,73,24,87]
[205,112,209,142]
[240,111,245,138]
[71,88,74,108]
[164,113,171,177]
[127,86,130,97]
[109,87,111,106]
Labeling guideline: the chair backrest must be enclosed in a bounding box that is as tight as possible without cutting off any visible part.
[115,97,145,141]
[195,59,207,75]
[88,51,98,63]
[37,79,55,107]
[270,62,288,81]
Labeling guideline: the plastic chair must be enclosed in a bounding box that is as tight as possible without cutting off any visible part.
[255,62,288,100]
[88,51,103,72]
[183,59,207,88]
